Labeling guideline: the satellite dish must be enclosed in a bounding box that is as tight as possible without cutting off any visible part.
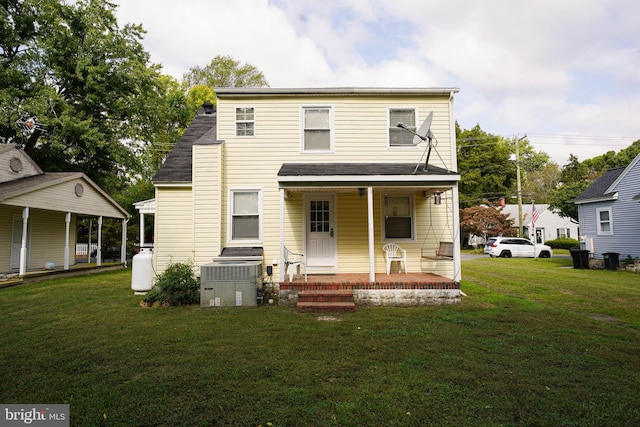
[413,111,433,145]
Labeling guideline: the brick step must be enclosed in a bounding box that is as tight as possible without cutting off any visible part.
[298,290,354,303]
[297,301,356,313]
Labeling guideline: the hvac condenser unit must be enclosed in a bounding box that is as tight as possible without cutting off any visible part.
[200,261,262,307]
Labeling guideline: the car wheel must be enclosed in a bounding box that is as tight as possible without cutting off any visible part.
[500,251,512,258]
[539,251,550,258]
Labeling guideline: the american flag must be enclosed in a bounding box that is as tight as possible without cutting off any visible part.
[531,202,539,228]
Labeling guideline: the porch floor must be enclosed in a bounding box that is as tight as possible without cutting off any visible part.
[279,272,458,290]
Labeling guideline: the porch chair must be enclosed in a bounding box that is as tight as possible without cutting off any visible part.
[284,246,307,282]
[383,243,407,274]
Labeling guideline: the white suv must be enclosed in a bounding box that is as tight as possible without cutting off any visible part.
[487,237,553,258]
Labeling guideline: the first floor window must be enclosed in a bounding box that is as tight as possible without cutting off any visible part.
[236,107,254,136]
[231,190,261,241]
[383,195,414,240]
[597,208,613,235]
[556,228,570,238]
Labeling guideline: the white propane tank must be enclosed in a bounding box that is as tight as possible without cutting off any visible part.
[131,247,154,292]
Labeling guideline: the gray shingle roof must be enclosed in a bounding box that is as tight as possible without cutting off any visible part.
[574,167,625,202]
[152,110,220,183]
[278,163,457,177]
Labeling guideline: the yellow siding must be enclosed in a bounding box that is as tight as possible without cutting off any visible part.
[27,210,77,269]
[192,145,223,268]
[0,206,21,270]
[0,207,77,271]
[153,187,194,273]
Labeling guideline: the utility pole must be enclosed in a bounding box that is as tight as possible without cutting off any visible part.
[515,135,526,238]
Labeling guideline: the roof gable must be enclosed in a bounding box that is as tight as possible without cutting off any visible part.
[574,154,640,204]
[0,144,43,183]
[0,172,129,218]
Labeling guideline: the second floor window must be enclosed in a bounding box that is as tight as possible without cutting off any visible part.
[236,107,254,136]
[303,107,332,151]
[389,108,417,146]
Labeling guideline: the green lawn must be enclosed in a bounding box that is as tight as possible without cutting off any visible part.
[1,259,639,426]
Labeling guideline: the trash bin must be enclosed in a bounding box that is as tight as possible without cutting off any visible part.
[602,252,620,271]
[569,249,590,269]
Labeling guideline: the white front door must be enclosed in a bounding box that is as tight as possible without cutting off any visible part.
[305,194,337,268]
[10,215,29,270]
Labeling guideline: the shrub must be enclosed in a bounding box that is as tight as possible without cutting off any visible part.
[545,237,580,250]
[142,260,199,307]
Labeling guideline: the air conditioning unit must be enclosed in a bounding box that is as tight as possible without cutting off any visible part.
[200,261,262,308]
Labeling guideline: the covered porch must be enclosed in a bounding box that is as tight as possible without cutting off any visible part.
[276,162,462,307]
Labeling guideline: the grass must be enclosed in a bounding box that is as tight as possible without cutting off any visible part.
[1,260,639,426]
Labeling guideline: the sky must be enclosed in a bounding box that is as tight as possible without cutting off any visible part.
[114,0,640,165]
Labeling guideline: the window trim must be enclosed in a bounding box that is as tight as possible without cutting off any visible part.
[596,207,613,235]
[235,106,255,137]
[381,193,416,242]
[300,105,334,153]
[228,188,263,243]
[388,107,419,148]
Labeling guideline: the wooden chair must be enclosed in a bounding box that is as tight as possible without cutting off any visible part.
[383,243,407,274]
[284,246,307,282]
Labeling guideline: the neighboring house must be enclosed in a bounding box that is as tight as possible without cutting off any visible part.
[0,144,130,276]
[574,153,640,260]
[151,87,462,305]
[500,203,579,244]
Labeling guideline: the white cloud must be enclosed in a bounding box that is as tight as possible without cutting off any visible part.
[114,0,640,164]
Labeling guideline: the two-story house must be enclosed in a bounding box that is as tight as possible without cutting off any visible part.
[151,88,462,306]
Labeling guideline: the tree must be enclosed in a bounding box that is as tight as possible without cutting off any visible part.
[548,155,589,220]
[182,54,269,91]
[0,0,163,189]
[456,123,516,208]
[459,204,517,241]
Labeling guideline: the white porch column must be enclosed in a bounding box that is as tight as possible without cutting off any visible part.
[452,185,461,282]
[139,213,145,246]
[121,218,129,267]
[19,207,29,276]
[367,187,375,282]
[64,212,71,270]
[279,188,285,282]
[87,219,92,263]
[97,216,103,267]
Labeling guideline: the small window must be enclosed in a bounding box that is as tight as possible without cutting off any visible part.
[389,108,416,146]
[383,195,414,240]
[236,107,254,136]
[303,107,332,151]
[230,189,262,242]
[597,208,613,235]
[556,228,570,238]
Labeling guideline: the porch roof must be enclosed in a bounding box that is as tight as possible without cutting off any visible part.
[277,162,460,188]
